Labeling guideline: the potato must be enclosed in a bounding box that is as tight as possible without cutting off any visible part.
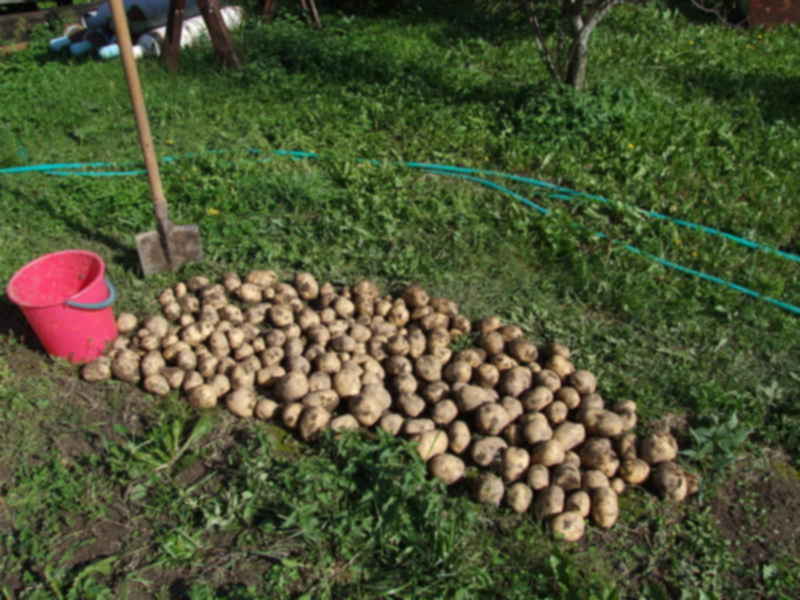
[163,339,191,361]
[414,429,449,461]
[551,464,582,491]
[236,284,264,304]
[502,447,530,483]
[443,360,471,384]
[379,412,404,435]
[639,431,679,465]
[581,470,610,490]
[534,369,561,392]
[471,363,497,388]
[273,371,308,403]
[456,348,486,369]
[245,269,277,288]
[448,420,471,455]
[161,367,185,389]
[173,282,187,298]
[506,337,537,364]
[403,418,436,436]
[619,458,650,485]
[329,414,359,432]
[471,436,508,467]
[224,388,255,418]
[504,482,533,513]
[499,366,532,397]
[308,372,332,393]
[474,473,505,506]
[189,384,218,409]
[175,348,198,372]
[427,453,464,486]
[82,357,112,382]
[534,485,565,520]
[521,386,553,412]
[591,487,619,528]
[569,370,597,395]
[551,421,586,452]
[303,390,340,412]
[414,355,442,383]
[112,350,141,383]
[178,313,195,327]
[297,406,331,440]
[323,367,355,397]
[117,313,138,335]
[545,355,575,380]
[182,370,204,393]
[565,490,591,518]
[143,374,170,396]
[550,510,585,542]
[349,394,385,427]
[545,400,568,425]
[254,398,279,420]
[610,477,626,495]
[555,386,581,410]
[210,374,232,398]
[480,331,505,355]
[616,432,638,459]
[583,409,624,438]
[522,413,553,445]
[563,451,581,469]
[431,399,459,426]
[475,403,511,435]
[456,385,494,413]
[489,353,517,372]
[650,461,688,501]
[450,314,471,335]
[422,381,451,404]
[280,402,304,429]
[526,464,550,490]
[530,439,566,467]
[578,437,614,469]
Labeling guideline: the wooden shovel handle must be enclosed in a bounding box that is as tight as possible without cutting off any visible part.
[108,0,170,230]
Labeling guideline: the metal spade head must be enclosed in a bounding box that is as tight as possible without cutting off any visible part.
[135,224,202,276]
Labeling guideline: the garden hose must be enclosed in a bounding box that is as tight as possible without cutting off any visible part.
[2,149,798,316]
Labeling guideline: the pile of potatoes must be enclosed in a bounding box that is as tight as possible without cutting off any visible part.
[81,270,698,541]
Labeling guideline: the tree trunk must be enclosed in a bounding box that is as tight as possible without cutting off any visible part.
[565,32,589,90]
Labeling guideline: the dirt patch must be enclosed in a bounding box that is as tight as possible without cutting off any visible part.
[712,454,800,569]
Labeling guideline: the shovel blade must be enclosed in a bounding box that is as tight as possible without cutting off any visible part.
[136,224,202,276]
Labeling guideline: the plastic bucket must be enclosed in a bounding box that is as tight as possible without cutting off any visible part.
[6,250,118,363]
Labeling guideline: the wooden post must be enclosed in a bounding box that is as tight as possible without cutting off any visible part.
[197,0,242,69]
[163,0,186,73]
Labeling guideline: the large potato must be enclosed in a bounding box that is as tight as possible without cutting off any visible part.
[591,487,619,529]
[526,464,550,490]
[639,431,679,465]
[619,458,651,485]
[552,421,586,452]
[226,388,256,418]
[414,429,449,462]
[299,406,331,440]
[505,482,534,513]
[470,436,508,467]
[649,461,688,501]
[448,420,471,454]
[474,473,505,506]
[456,385,494,412]
[499,366,533,397]
[534,485,565,520]
[475,403,511,435]
[530,439,565,467]
[501,447,530,483]
[428,453,465,485]
[550,510,585,542]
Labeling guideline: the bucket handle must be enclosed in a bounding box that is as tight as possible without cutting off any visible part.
[66,276,117,310]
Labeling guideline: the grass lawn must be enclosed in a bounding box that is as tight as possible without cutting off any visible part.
[1,0,800,597]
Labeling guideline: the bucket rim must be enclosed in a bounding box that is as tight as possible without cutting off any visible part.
[6,249,107,309]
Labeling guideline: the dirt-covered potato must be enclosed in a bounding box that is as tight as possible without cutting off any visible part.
[499,366,532,397]
[507,338,537,364]
[428,453,465,485]
[414,355,442,383]
[456,384,494,413]
[475,403,511,435]
[591,487,619,529]
[225,388,256,418]
[552,421,586,452]
[349,385,391,427]
[143,374,170,396]
[471,436,508,467]
[379,412,404,435]
[568,370,597,395]
[502,447,531,483]
[522,413,553,445]
[550,510,585,542]
[117,313,138,335]
[189,384,218,409]
[578,437,614,469]
[521,386,553,412]
[530,439,565,467]
[583,409,624,438]
[551,464,582,491]
[545,400,568,425]
[82,357,112,382]
[140,350,166,377]
[443,360,472,384]
[565,490,591,518]
[480,331,505,355]
[535,485,565,520]
[474,472,505,506]
[639,431,679,465]
[534,369,561,392]
[431,399,459,426]
[112,350,141,383]
[650,461,688,501]
[254,398,279,420]
[616,432,638,459]
[619,458,651,485]
[330,414,360,432]
[298,406,331,440]
[505,482,533,513]
[448,420,471,454]
[554,386,581,410]
[414,429,449,461]
[526,464,550,490]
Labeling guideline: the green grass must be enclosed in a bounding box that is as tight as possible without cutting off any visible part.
[2,0,800,597]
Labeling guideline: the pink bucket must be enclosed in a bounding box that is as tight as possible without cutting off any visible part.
[6,250,118,363]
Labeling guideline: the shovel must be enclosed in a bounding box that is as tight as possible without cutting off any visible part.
[108,0,202,275]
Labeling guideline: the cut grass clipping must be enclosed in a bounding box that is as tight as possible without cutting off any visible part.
[80,270,699,542]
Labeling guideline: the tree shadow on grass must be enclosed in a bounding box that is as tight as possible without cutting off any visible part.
[674,67,800,124]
